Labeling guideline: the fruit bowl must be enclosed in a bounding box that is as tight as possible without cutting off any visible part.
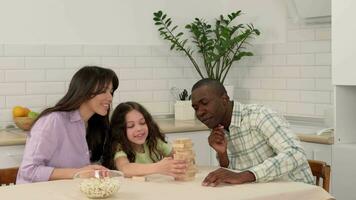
[73,170,123,199]
[13,117,35,131]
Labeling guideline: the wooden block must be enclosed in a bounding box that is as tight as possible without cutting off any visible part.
[173,138,192,144]
[173,154,195,161]
[131,176,147,182]
[175,174,195,181]
[172,143,185,149]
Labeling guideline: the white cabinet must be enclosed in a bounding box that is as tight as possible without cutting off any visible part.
[0,145,25,169]
[332,0,356,85]
[165,131,213,166]
[300,142,332,165]
[332,144,356,200]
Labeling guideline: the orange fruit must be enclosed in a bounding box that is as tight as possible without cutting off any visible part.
[23,107,30,116]
[12,106,30,117]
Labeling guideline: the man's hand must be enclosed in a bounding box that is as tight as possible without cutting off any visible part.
[208,125,227,154]
[202,168,256,187]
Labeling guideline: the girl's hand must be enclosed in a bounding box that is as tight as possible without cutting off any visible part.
[156,157,187,178]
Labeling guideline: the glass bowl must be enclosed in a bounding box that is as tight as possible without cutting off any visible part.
[13,117,35,131]
[73,170,123,199]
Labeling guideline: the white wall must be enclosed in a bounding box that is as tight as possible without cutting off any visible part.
[0,0,332,127]
[0,0,286,44]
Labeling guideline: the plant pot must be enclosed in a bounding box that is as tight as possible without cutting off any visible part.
[174,101,195,120]
[224,84,234,100]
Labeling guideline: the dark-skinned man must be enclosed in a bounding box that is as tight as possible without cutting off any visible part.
[191,78,313,187]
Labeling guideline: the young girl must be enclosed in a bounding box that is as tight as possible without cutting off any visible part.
[103,102,187,178]
[17,66,119,184]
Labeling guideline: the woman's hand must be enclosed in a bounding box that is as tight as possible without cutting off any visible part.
[156,157,187,178]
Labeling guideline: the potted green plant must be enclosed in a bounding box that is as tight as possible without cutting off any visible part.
[170,88,195,120]
[153,10,260,96]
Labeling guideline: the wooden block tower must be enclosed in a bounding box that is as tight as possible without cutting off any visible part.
[172,138,197,181]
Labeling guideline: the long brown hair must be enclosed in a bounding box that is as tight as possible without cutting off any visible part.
[33,66,119,162]
[103,102,166,169]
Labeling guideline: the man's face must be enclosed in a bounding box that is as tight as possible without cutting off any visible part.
[191,85,228,129]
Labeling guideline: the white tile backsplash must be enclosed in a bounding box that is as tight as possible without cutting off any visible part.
[287,102,315,116]
[102,57,135,68]
[4,45,45,56]
[300,91,331,103]
[0,21,332,125]
[135,57,167,67]
[0,83,26,95]
[65,57,102,68]
[249,89,273,100]
[272,67,299,78]
[287,79,315,90]
[315,28,331,40]
[153,91,173,101]
[260,55,286,66]
[287,29,315,41]
[119,68,153,80]
[315,79,333,91]
[117,80,137,91]
[25,57,65,69]
[251,44,273,55]
[261,79,286,89]
[137,80,168,90]
[153,68,184,79]
[315,53,332,65]
[0,71,4,82]
[141,102,170,114]
[0,96,5,108]
[119,46,151,57]
[46,95,63,106]
[249,67,273,78]
[272,43,299,54]
[0,57,25,69]
[299,41,331,53]
[273,90,300,102]
[83,45,118,56]
[45,45,83,56]
[46,69,76,81]
[26,82,65,95]
[287,54,315,65]
[6,95,46,108]
[0,45,3,56]
[119,91,153,102]
[5,70,46,82]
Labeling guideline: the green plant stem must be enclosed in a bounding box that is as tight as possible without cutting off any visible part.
[221,35,249,83]
[161,22,204,79]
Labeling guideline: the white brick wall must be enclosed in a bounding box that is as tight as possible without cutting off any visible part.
[0,21,332,127]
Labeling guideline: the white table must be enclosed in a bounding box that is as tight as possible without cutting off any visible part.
[0,167,334,200]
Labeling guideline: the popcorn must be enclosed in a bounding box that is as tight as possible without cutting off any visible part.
[79,177,119,199]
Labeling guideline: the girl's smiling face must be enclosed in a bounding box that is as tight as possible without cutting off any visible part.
[125,109,149,150]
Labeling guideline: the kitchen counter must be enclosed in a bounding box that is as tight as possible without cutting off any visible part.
[0,118,333,146]
[0,128,27,146]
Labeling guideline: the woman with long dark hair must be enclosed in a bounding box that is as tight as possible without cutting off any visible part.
[16,66,119,184]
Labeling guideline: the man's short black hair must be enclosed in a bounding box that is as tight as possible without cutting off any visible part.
[192,78,227,96]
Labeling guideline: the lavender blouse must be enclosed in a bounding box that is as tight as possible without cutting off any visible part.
[16,110,90,184]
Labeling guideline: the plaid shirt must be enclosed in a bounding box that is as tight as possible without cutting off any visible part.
[225,101,314,184]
